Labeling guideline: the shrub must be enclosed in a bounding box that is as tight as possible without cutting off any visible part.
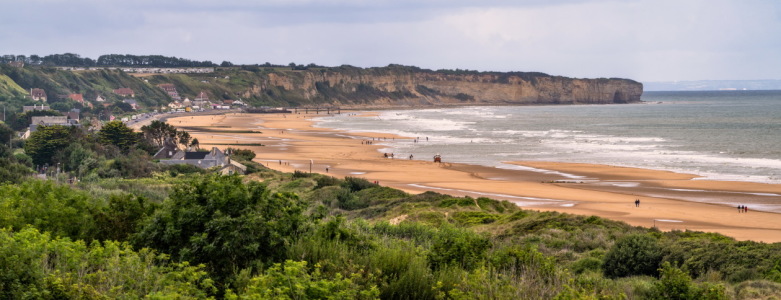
[603,234,662,278]
[428,226,491,271]
[341,176,377,192]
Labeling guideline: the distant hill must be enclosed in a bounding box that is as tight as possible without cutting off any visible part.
[0,54,644,115]
[643,79,781,91]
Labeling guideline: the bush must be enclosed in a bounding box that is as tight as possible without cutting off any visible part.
[315,175,342,189]
[428,226,491,271]
[341,176,377,192]
[603,234,662,278]
[135,174,307,282]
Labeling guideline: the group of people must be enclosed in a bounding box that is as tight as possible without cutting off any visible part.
[737,205,749,213]
[634,199,641,207]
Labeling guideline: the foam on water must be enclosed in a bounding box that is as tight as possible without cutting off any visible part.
[314,91,781,184]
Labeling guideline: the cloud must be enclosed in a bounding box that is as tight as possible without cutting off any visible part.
[1,0,780,81]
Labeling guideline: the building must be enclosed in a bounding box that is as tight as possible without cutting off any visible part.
[23,104,51,112]
[7,61,24,68]
[68,94,84,103]
[158,147,246,174]
[194,91,209,101]
[157,83,181,100]
[113,88,135,97]
[30,88,47,102]
[26,116,80,136]
[95,95,106,102]
[123,99,139,110]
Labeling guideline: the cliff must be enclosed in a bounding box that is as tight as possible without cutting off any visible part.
[0,64,642,111]
[252,66,643,107]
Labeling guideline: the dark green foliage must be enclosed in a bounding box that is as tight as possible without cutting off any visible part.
[135,174,306,282]
[428,226,491,271]
[227,148,256,162]
[105,149,160,178]
[315,175,342,189]
[603,234,662,278]
[98,120,139,151]
[140,120,178,149]
[292,170,311,178]
[341,176,378,192]
[24,125,78,166]
[93,193,156,241]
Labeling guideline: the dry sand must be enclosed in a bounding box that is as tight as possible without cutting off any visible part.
[165,112,781,243]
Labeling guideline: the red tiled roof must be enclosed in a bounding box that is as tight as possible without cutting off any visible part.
[68,93,84,102]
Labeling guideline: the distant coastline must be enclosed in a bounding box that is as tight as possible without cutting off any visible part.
[643,79,781,91]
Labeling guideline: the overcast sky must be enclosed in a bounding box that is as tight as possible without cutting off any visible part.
[2,0,780,82]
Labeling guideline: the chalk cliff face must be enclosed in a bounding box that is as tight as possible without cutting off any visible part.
[251,66,643,107]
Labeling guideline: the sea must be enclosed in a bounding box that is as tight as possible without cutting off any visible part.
[313,90,781,184]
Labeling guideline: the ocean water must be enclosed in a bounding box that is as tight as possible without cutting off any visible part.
[313,90,781,184]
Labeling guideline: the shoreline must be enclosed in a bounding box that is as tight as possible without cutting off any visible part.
[166,111,781,243]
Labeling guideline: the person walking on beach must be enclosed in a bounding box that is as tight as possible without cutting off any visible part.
[737,205,743,213]
[635,199,640,207]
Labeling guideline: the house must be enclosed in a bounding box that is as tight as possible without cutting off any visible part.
[113,88,135,97]
[68,94,84,103]
[96,95,106,102]
[167,101,183,110]
[123,99,139,110]
[7,61,24,68]
[152,139,180,159]
[194,91,209,101]
[158,147,246,174]
[30,88,47,101]
[223,100,235,105]
[66,109,80,121]
[26,116,79,136]
[157,83,181,100]
[23,104,51,112]
[219,160,248,175]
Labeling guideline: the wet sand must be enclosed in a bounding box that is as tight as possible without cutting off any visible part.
[166,112,781,243]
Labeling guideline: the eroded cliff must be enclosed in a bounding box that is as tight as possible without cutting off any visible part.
[241,66,643,107]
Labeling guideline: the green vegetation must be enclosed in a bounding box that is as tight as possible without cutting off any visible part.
[2,160,781,298]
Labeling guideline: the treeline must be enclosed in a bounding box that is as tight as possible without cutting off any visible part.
[1,53,217,68]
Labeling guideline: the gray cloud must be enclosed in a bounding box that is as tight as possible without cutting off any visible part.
[1,0,780,81]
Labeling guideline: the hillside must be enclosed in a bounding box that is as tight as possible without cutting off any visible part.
[1,63,643,111]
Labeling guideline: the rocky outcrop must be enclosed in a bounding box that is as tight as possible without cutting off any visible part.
[252,66,643,107]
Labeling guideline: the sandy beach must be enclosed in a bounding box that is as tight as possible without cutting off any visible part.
[165,112,781,243]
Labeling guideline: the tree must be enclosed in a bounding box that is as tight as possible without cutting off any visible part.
[602,234,662,278]
[190,138,200,150]
[140,120,177,148]
[99,120,138,151]
[177,131,191,149]
[23,125,76,166]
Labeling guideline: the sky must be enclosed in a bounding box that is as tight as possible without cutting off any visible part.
[1,0,780,82]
